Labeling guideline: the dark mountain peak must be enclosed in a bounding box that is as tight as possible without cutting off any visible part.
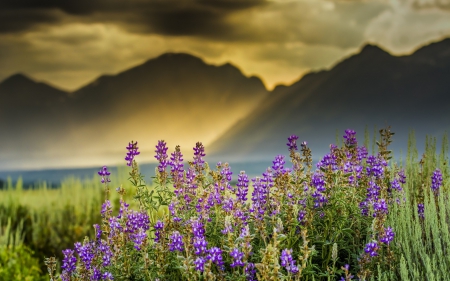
[216,62,244,75]
[359,44,390,57]
[0,73,36,87]
[0,73,68,107]
[411,37,450,61]
[150,52,205,65]
[0,73,68,95]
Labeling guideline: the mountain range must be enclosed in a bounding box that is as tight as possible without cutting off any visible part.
[0,53,268,170]
[1,38,450,171]
[208,38,450,163]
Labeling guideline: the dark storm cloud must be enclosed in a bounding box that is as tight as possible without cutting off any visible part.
[0,0,267,38]
[0,8,61,33]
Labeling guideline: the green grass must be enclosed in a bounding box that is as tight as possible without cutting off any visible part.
[0,165,138,276]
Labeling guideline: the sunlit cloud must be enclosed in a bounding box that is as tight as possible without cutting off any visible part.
[365,0,450,53]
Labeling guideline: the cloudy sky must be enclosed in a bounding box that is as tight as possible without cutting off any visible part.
[1,0,450,91]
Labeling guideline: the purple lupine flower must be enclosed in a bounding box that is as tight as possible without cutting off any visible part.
[239,225,251,238]
[431,169,443,194]
[418,203,425,219]
[222,197,234,213]
[154,220,164,243]
[94,224,102,240]
[205,191,216,211]
[373,199,388,217]
[364,241,379,257]
[245,262,257,281]
[98,240,112,266]
[398,170,406,184]
[193,142,206,169]
[366,181,381,201]
[192,220,206,238]
[98,166,111,184]
[359,200,369,216]
[250,176,270,219]
[169,231,184,252]
[287,135,299,151]
[193,236,208,255]
[380,227,395,245]
[125,210,150,250]
[237,171,249,202]
[169,145,184,191]
[117,199,129,219]
[75,241,95,270]
[108,217,123,238]
[343,160,353,173]
[221,163,233,183]
[234,209,249,225]
[281,249,299,274]
[91,267,102,281]
[130,229,147,250]
[357,146,368,162]
[366,155,387,179]
[155,140,169,173]
[311,172,326,192]
[298,209,306,224]
[311,171,328,208]
[61,249,77,276]
[317,153,338,171]
[261,168,274,204]
[194,256,206,272]
[102,272,114,280]
[185,166,197,190]
[348,175,356,185]
[168,202,177,218]
[125,141,140,166]
[354,164,363,179]
[101,200,112,218]
[272,155,289,176]
[207,247,224,270]
[192,219,208,254]
[230,248,245,267]
[343,129,357,147]
[126,211,150,233]
[389,179,402,193]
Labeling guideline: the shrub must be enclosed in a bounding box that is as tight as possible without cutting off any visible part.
[48,128,415,281]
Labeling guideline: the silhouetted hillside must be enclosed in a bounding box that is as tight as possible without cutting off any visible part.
[209,38,450,162]
[0,53,268,170]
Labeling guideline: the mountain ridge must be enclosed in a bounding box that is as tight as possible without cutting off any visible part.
[1,37,450,170]
[208,37,450,163]
[0,51,269,171]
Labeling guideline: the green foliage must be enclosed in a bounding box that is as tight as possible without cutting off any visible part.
[0,244,47,281]
[0,166,135,278]
[387,131,450,280]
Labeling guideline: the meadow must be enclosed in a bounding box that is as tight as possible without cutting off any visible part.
[0,128,449,280]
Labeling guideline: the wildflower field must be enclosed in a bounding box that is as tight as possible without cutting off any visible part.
[1,128,449,280]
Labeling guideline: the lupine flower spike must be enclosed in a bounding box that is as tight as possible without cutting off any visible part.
[125,141,140,166]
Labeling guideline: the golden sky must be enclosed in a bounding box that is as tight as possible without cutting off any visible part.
[2,0,450,91]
